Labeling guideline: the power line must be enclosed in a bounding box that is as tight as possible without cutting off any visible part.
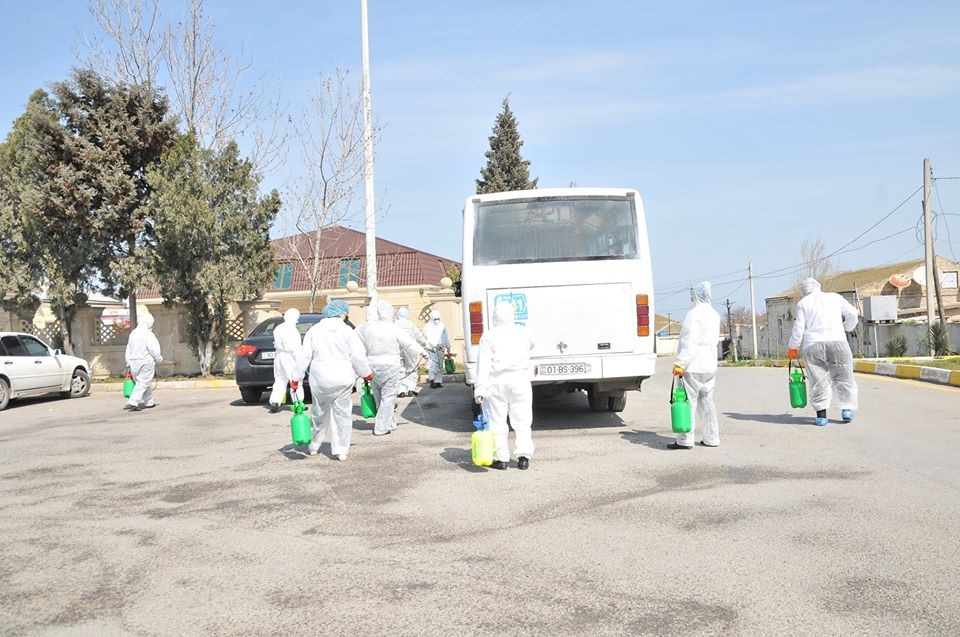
[753,185,923,281]
[934,180,958,262]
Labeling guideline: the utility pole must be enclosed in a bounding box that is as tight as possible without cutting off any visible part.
[725,298,737,362]
[360,0,378,306]
[923,158,935,353]
[748,261,759,360]
[667,313,671,336]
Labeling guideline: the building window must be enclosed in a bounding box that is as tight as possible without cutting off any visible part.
[273,263,293,289]
[339,258,361,287]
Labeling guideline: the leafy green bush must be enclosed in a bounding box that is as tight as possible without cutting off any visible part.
[885,335,908,358]
[929,322,953,357]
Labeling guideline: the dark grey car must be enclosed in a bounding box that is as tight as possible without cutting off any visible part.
[234,313,324,404]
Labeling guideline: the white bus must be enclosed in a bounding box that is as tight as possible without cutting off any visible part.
[459,187,656,412]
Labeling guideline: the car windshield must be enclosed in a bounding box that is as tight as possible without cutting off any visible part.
[250,315,323,338]
[474,195,639,265]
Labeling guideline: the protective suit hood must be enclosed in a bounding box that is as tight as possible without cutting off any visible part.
[283,308,300,324]
[492,301,515,327]
[429,309,441,322]
[694,281,712,304]
[801,278,821,295]
[397,307,411,320]
[376,301,395,321]
[139,314,155,331]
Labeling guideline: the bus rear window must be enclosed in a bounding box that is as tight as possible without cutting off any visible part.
[473,196,639,265]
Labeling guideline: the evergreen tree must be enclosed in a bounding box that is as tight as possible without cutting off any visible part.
[149,134,280,375]
[476,97,538,194]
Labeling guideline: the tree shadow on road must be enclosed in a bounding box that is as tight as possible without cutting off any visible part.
[440,447,487,473]
[724,412,814,426]
[620,429,678,451]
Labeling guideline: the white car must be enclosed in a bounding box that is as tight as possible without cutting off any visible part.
[0,332,92,411]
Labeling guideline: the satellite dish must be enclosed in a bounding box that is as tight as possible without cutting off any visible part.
[912,266,927,287]
[888,274,911,289]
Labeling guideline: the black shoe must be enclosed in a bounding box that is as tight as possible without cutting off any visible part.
[666,442,693,450]
[489,460,508,470]
[435,383,443,389]
[269,403,279,413]
[517,457,530,470]
[429,381,437,388]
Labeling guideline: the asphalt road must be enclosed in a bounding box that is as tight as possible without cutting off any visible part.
[1,358,959,636]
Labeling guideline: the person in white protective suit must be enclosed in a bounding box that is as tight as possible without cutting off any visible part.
[668,281,722,449]
[124,313,163,411]
[787,277,859,426]
[268,308,304,412]
[394,307,429,398]
[356,301,427,436]
[474,301,535,470]
[293,300,373,460]
[423,309,451,388]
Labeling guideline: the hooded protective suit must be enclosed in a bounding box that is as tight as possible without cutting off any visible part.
[423,310,451,386]
[293,300,372,459]
[356,301,426,435]
[395,307,429,396]
[475,301,534,463]
[124,313,163,408]
[673,282,721,447]
[269,309,304,407]
[788,278,859,415]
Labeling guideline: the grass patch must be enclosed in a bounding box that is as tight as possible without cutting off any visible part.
[899,358,960,371]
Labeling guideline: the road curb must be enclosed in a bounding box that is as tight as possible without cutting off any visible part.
[724,359,960,388]
[91,379,236,393]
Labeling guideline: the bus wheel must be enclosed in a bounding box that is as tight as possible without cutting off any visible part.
[608,393,627,412]
[587,389,606,412]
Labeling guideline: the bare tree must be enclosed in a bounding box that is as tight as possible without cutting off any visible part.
[79,0,166,88]
[797,237,835,286]
[277,68,375,312]
[165,0,287,174]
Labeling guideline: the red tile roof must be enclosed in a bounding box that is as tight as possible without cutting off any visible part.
[271,226,459,291]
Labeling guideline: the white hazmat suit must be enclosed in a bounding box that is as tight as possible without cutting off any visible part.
[423,310,451,387]
[395,307,429,396]
[294,301,372,460]
[124,314,163,410]
[788,278,859,421]
[269,309,304,409]
[673,282,722,448]
[474,301,535,467]
[356,301,426,436]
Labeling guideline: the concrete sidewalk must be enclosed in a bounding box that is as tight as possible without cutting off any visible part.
[723,358,960,389]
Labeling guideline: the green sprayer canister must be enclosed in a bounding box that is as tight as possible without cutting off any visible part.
[471,415,495,467]
[361,381,378,418]
[290,400,312,446]
[444,355,456,375]
[122,372,135,399]
[788,359,808,408]
[670,376,692,434]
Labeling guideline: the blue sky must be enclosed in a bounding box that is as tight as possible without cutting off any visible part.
[2,1,959,316]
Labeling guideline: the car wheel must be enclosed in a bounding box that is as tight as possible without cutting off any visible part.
[0,377,9,411]
[240,387,263,404]
[61,369,91,399]
[608,393,627,412]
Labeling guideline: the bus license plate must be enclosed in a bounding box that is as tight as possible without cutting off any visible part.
[261,351,275,360]
[539,362,590,376]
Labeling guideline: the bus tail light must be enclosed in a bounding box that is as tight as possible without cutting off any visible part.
[469,302,484,345]
[636,294,650,337]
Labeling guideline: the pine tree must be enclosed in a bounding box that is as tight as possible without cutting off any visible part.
[476,97,538,194]
[149,134,280,376]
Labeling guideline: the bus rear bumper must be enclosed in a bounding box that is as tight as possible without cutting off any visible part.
[463,353,656,388]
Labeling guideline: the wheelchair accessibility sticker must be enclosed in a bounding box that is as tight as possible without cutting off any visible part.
[493,292,528,324]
